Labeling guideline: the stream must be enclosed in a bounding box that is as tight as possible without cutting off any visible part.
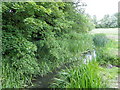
[27,59,80,88]
[26,49,119,88]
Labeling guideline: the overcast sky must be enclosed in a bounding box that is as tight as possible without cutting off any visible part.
[83,0,119,20]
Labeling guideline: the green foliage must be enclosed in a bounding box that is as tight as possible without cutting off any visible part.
[100,14,117,28]
[93,33,109,47]
[117,12,120,28]
[92,34,118,65]
[2,33,40,87]
[36,32,93,60]
[50,61,107,88]
[2,2,94,88]
[95,40,119,66]
[96,47,119,66]
[92,14,118,28]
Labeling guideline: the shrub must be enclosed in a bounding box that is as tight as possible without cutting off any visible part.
[93,33,109,47]
[2,35,40,88]
[96,47,119,66]
[95,39,119,66]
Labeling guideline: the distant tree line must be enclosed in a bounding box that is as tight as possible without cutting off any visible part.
[92,13,120,28]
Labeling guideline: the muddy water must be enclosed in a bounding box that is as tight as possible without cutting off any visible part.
[28,59,80,88]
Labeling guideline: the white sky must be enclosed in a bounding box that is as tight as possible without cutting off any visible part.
[83,0,119,20]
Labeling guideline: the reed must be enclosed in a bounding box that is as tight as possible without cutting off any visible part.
[50,61,107,88]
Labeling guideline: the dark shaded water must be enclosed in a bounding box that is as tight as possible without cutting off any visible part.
[28,59,80,88]
[27,58,119,88]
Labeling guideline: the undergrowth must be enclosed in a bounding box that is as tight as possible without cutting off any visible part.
[50,61,107,88]
[93,33,119,66]
[2,2,95,88]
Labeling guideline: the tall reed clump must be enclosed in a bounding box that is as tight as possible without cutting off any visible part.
[50,61,107,88]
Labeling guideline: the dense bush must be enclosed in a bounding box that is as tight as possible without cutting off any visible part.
[2,2,94,88]
[96,48,119,66]
[96,46,119,66]
[93,33,109,47]
[94,38,119,66]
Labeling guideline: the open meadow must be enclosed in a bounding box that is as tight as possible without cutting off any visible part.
[90,28,118,41]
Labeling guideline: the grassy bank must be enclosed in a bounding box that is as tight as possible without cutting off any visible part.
[49,28,119,88]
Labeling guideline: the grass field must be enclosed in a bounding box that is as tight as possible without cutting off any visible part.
[90,28,118,41]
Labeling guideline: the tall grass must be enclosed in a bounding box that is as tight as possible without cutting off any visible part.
[50,61,107,88]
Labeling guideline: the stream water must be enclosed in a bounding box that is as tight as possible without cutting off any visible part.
[27,50,97,88]
[27,48,119,88]
[27,59,80,88]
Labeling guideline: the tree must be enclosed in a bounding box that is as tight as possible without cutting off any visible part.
[93,14,118,28]
[92,15,98,28]
[114,12,120,28]
[2,2,94,88]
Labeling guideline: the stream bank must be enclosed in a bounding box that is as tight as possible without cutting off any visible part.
[27,58,81,88]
